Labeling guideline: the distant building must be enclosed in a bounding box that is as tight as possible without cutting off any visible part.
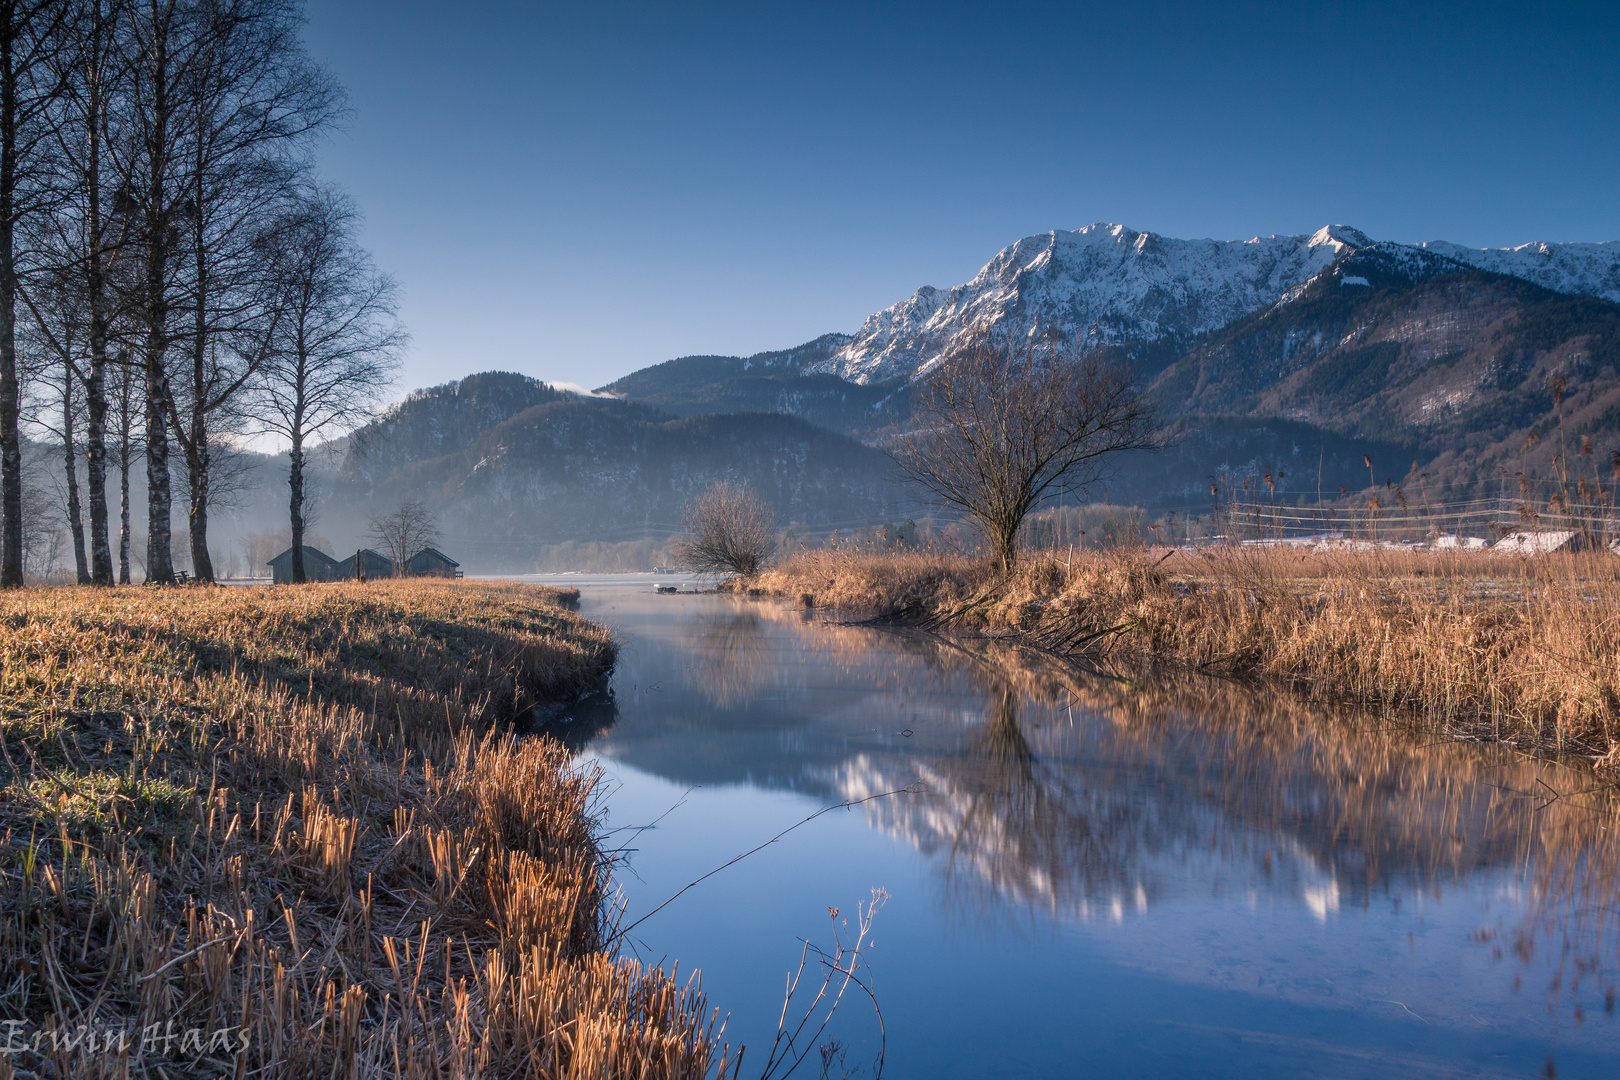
[267,546,341,584]
[1492,530,1594,555]
[334,548,395,580]
[406,548,462,578]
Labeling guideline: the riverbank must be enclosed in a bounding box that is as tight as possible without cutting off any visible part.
[750,546,1620,766]
[0,581,732,1077]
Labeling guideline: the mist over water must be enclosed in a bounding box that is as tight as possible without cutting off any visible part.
[539,579,1620,1079]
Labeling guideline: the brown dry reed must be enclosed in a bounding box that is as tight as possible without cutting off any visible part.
[0,580,737,1079]
[755,544,1620,764]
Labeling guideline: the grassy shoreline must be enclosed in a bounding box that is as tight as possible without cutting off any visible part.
[750,546,1620,768]
[0,581,733,1078]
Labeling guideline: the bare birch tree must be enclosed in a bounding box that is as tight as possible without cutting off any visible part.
[19,279,91,579]
[889,342,1154,571]
[254,186,399,583]
[55,326,86,578]
[110,340,134,579]
[164,0,339,582]
[109,0,191,584]
[32,0,125,584]
[0,0,67,588]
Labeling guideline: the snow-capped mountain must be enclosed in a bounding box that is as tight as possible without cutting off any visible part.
[1416,238,1620,301]
[806,223,1620,385]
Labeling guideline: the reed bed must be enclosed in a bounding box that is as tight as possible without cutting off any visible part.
[0,581,736,1078]
[754,545,1620,763]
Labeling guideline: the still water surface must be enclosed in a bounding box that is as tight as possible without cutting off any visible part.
[535,579,1620,1078]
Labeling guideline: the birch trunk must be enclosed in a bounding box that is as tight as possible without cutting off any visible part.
[83,31,112,584]
[62,370,89,581]
[288,432,305,583]
[139,2,173,584]
[117,362,130,583]
[0,9,21,588]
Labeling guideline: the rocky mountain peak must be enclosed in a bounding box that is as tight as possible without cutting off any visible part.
[1308,224,1373,251]
[802,224,1620,386]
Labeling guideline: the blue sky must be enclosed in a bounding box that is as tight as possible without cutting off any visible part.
[301,0,1620,393]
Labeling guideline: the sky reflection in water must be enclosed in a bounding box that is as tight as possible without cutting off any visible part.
[552,584,1620,1079]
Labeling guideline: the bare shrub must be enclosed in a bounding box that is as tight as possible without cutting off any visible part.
[890,341,1154,571]
[675,481,776,575]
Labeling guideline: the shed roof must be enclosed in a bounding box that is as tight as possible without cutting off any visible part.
[409,547,459,566]
[336,548,393,566]
[267,545,339,568]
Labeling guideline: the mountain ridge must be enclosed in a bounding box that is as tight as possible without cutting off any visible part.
[595,223,1620,511]
[308,222,1620,566]
[601,223,1620,410]
[804,223,1620,385]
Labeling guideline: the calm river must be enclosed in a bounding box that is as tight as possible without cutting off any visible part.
[525,577,1620,1079]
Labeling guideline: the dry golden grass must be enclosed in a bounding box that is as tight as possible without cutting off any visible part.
[0,580,736,1078]
[756,545,1620,762]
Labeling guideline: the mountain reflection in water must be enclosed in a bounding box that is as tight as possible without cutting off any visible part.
[566,587,1620,1078]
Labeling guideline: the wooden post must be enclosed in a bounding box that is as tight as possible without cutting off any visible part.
[355,549,363,582]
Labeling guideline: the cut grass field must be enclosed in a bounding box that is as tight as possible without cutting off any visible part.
[753,545,1620,767]
[0,581,735,1078]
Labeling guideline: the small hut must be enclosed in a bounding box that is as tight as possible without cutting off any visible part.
[267,546,341,584]
[406,548,462,578]
[334,548,394,580]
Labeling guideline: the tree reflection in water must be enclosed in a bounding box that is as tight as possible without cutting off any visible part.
[588,594,1620,1014]
[921,684,1136,917]
[831,631,1620,1007]
[690,607,777,708]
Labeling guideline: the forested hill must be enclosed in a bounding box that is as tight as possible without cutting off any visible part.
[593,333,908,434]
[343,370,575,467]
[333,373,911,567]
[1144,248,1620,497]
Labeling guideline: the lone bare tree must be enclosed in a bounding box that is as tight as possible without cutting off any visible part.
[366,498,436,576]
[675,480,775,576]
[254,186,400,583]
[890,341,1154,571]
